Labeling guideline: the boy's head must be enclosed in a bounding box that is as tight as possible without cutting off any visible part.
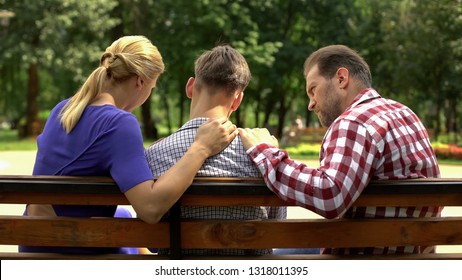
[194,45,251,96]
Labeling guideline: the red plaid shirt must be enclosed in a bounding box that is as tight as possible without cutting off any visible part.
[247,88,441,254]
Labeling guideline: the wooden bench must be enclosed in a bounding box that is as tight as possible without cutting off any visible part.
[0,175,462,260]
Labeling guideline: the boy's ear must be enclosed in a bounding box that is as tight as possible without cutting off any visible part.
[185,77,195,99]
[230,92,244,111]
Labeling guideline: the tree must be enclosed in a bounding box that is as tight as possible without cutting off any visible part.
[0,0,119,137]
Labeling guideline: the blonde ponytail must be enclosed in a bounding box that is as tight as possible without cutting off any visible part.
[59,67,107,133]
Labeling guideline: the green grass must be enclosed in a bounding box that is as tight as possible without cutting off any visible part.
[0,129,37,151]
[283,143,321,158]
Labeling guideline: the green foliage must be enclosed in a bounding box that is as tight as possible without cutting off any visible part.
[1,0,461,141]
[364,0,462,137]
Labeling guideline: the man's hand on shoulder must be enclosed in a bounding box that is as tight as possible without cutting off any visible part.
[238,128,279,151]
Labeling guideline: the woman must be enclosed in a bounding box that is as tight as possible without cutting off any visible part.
[20,36,237,254]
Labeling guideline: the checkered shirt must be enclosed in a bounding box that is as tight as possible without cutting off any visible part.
[246,88,441,255]
[145,117,286,256]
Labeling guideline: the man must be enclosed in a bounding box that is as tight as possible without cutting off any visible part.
[239,45,440,254]
[145,45,286,256]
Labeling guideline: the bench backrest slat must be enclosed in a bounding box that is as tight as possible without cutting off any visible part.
[1,176,462,206]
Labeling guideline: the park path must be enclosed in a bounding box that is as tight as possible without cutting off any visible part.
[0,151,461,253]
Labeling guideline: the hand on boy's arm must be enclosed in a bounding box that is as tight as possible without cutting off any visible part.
[238,128,279,151]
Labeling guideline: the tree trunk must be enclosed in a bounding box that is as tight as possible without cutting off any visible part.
[23,62,40,138]
[276,91,289,139]
[134,0,158,139]
[263,100,272,129]
[161,93,172,135]
[141,95,157,140]
[178,78,186,127]
[254,93,261,127]
[234,108,242,128]
[449,98,458,144]
[434,101,442,141]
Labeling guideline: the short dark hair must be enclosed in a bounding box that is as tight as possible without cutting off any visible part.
[194,45,251,95]
[303,45,372,87]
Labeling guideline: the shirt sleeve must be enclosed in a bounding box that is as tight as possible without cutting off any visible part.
[107,114,153,193]
[246,119,377,219]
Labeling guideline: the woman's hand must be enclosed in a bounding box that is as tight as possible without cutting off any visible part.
[194,117,238,157]
[238,128,279,150]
